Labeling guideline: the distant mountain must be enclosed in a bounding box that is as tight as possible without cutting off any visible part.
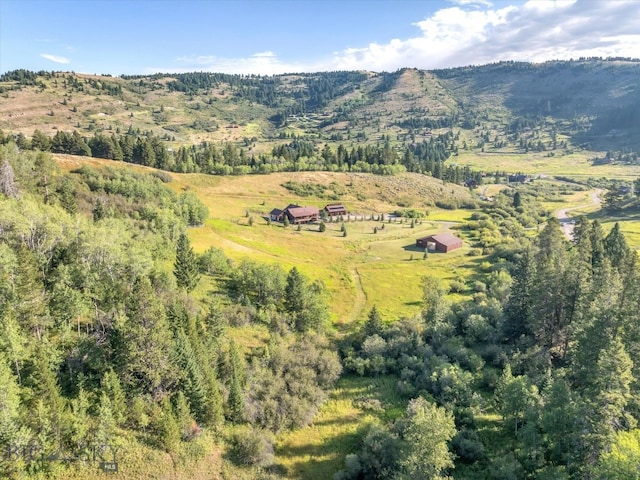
[1,59,638,161]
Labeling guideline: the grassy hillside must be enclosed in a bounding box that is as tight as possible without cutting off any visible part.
[2,59,639,161]
[55,154,477,325]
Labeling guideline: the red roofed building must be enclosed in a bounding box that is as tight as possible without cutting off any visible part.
[285,206,319,224]
[416,233,463,253]
[323,203,348,217]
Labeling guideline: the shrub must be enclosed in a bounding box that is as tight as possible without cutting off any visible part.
[451,429,486,463]
[449,279,466,293]
[227,427,275,467]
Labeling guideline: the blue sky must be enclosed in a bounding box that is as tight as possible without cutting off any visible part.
[1,0,639,75]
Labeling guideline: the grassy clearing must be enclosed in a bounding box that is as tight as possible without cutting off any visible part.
[456,150,640,180]
[275,375,406,479]
[174,171,481,324]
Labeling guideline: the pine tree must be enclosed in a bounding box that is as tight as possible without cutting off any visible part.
[285,267,306,316]
[227,341,245,423]
[0,354,23,452]
[92,198,105,222]
[117,276,178,396]
[513,191,522,208]
[158,397,181,453]
[583,336,634,468]
[604,222,629,270]
[174,232,200,292]
[503,248,536,344]
[364,306,384,337]
[175,329,209,425]
[101,369,127,426]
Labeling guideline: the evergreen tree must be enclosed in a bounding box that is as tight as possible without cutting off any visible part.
[57,176,77,214]
[540,374,580,469]
[604,222,629,270]
[158,397,180,453]
[588,220,606,270]
[174,329,210,425]
[0,354,24,459]
[284,267,306,316]
[513,191,522,208]
[227,341,245,423]
[173,391,196,440]
[101,369,127,426]
[364,305,384,337]
[117,276,178,396]
[92,198,105,222]
[174,232,200,292]
[583,336,634,467]
[503,248,535,344]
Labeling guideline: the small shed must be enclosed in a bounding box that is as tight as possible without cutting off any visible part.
[416,233,463,253]
[323,203,347,217]
[270,208,284,222]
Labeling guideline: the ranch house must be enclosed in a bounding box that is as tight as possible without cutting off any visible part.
[271,204,320,224]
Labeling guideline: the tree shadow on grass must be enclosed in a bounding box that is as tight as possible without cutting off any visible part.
[402,244,425,252]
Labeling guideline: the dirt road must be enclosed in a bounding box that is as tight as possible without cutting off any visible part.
[556,189,603,240]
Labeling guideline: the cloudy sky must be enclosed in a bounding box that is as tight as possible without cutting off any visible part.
[1,0,638,75]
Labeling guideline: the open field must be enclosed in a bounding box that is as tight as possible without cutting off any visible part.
[456,149,640,180]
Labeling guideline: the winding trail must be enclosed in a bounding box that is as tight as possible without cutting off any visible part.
[346,267,367,324]
[555,188,603,240]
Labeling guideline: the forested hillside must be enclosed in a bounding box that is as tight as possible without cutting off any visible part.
[0,145,341,478]
[2,58,640,479]
[1,59,639,180]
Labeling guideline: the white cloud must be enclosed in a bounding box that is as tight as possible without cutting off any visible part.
[40,53,70,64]
[448,0,494,6]
[326,0,640,71]
[168,50,318,75]
[162,0,640,74]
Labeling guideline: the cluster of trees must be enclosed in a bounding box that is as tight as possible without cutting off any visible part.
[0,146,339,478]
[2,129,484,187]
[337,208,640,478]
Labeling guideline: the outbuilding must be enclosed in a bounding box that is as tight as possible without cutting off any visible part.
[416,233,463,253]
[323,203,348,217]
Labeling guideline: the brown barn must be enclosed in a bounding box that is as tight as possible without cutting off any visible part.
[416,233,463,253]
[285,206,319,224]
[323,203,347,217]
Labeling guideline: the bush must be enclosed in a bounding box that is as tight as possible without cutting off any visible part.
[449,279,466,293]
[451,429,486,463]
[435,200,458,210]
[227,427,275,467]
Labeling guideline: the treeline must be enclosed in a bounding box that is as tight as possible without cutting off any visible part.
[2,129,484,186]
[0,146,339,478]
[335,189,640,478]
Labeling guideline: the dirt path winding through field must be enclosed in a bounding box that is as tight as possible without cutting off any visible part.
[345,267,367,325]
[556,189,603,240]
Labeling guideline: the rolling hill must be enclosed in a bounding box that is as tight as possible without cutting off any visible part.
[1,59,639,161]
